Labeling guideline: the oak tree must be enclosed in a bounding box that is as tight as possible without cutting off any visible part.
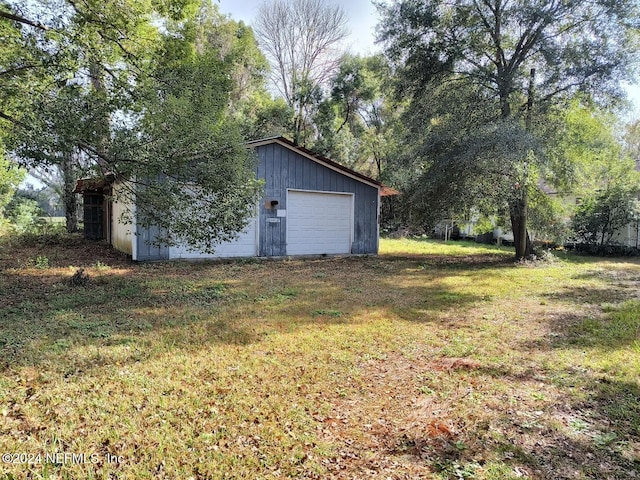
[378,0,639,258]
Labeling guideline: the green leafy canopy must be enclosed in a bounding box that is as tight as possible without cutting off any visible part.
[377,0,640,257]
[1,0,266,251]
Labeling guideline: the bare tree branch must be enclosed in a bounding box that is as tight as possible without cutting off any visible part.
[0,9,48,30]
[254,0,349,143]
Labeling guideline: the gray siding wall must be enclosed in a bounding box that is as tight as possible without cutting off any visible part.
[255,143,379,256]
[135,225,169,261]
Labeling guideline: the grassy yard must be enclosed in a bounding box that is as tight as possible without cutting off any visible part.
[0,235,639,479]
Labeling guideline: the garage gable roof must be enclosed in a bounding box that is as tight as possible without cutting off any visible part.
[247,136,398,195]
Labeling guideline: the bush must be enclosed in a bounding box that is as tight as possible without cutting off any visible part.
[0,222,79,248]
[571,243,640,257]
[6,198,45,234]
[572,185,640,247]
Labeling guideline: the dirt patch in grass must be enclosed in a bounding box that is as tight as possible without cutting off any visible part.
[316,352,484,479]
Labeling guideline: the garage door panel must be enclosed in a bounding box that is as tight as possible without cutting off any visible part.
[287,191,352,255]
[169,217,257,259]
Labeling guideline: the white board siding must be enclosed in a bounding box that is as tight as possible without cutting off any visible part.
[169,217,258,259]
[111,180,133,255]
[286,190,353,255]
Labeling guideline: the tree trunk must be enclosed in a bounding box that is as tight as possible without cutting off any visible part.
[510,68,537,260]
[89,61,111,171]
[293,105,304,146]
[335,102,350,135]
[372,150,382,180]
[293,115,301,145]
[510,194,532,260]
[499,84,511,119]
[62,151,79,233]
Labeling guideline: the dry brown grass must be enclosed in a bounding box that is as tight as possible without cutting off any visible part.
[0,236,639,479]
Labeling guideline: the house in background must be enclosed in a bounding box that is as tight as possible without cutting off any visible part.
[75,136,397,261]
[433,185,640,249]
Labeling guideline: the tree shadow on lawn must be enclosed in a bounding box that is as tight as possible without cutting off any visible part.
[471,365,640,479]
[521,296,640,437]
[0,267,263,370]
[484,289,640,477]
[548,260,640,304]
[0,235,133,270]
[543,285,637,306]
[0,248,515,372]
[536,291,640,353]
[375,275,491,324]
[379,254,640,478]
[572,267,640,282]
[379,251,514,269]
[536,254,640,351]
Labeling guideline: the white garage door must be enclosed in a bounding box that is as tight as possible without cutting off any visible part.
[169,217,258,259]
[287,190,353,255]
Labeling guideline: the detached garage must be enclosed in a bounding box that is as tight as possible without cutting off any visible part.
[250,136,384,258]
[77,136,392,260]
